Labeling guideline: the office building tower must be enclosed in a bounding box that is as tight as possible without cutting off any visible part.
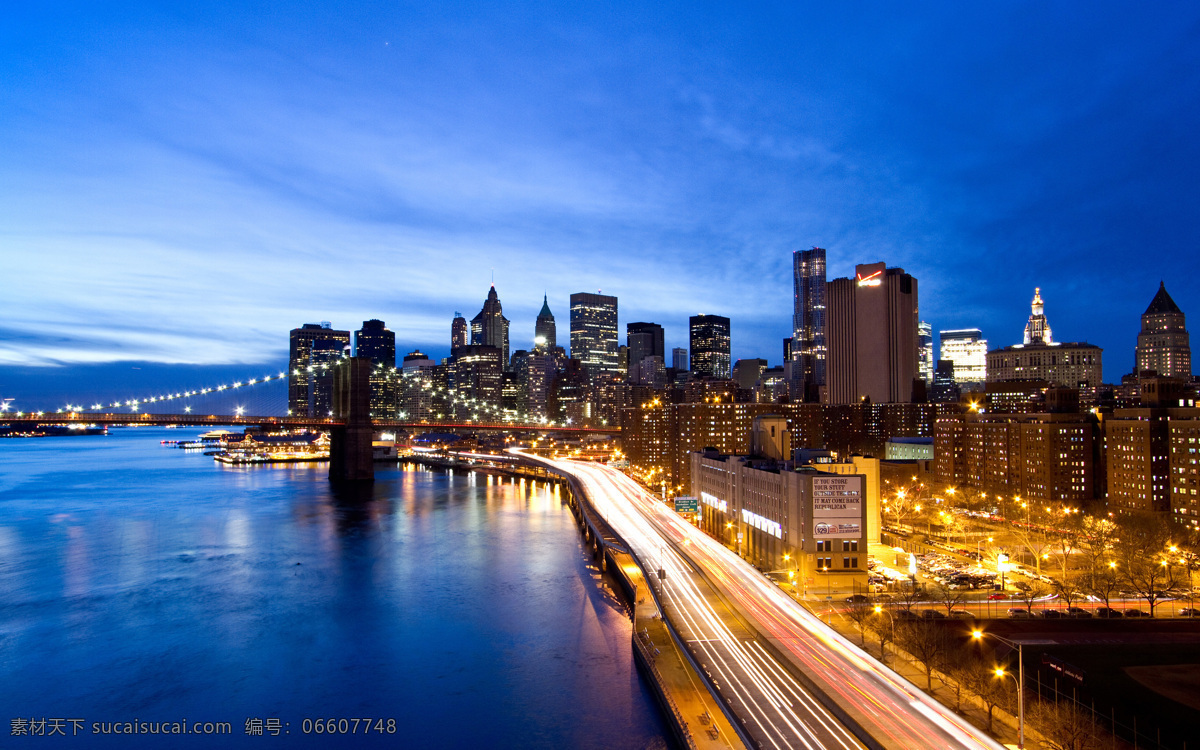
[451,313,468,353]
[733,358,768,391]
[986,288,1102,390]
[308,338,345,417]
[690,314,731,379]
[355,319,396,366]
[939,328,987,385]
[535,295,557,351]
[398,350,434,421]
[288,322,350,417]
[825,262,919,405]
[931,360,960,403]
[1024,287,1052,345]
[1136,282,1192,378]
[570,292,619,383]
[918,322,934,384]
[672,348,688,372]
[451,345,503,417]
[627,322,665,384]
[354,319,398,417]
[470,286,511,370]
[792,247,827,402]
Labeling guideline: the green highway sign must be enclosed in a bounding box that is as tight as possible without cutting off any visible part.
[673,496,698,513]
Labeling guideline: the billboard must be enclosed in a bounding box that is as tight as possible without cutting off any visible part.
[811,475,862,538]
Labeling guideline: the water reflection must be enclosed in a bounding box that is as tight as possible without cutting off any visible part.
[0,429,668,749]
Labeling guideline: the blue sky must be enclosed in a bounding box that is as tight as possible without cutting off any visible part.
[3,2,1199,404]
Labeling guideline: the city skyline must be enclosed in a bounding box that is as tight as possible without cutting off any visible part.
[4,3,1200,401]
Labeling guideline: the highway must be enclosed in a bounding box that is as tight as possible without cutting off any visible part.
[536,456,1007,750]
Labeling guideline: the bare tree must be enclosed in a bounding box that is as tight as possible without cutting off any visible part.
[1014,579,1051,614]
[1077,515,1119,588]
[1028,699,1103,750]
[962,663,1015,734]
[895,620,953,691]
[1051,576,1085,610]
[929,581,971,616]
[1046,510,1085,581]
[1170,526,1200,612]
[867,610,896,663]
[1116,514,1182,616]
[1084,563,1122,610]
[933,642,975,713]
[844,598,875,647]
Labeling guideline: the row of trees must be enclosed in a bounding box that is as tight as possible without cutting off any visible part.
[883,478,1200,615]
[843,609,1104,750]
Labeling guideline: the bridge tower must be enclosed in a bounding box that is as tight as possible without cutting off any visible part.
[329,356,374,482]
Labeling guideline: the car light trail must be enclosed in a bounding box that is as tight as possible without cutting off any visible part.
[529,455,1007,750]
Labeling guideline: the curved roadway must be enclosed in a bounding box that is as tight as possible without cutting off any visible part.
[537,456,1006,750]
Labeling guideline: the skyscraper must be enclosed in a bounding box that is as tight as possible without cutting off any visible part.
[792,247,827,402]
[570,292,619,383]
[1136,282,1191,378]
[689,314,731,379]
[288,322,350,416]
[939,328,987,385]
[471,286,511,370]
[917,321,934,384]
[1024,287,1052,345]
[355,319,398,418]
[672,347,688,371]
[354,319,396,367]
[986,289,1103,389]
[451,312,468,353]
[627,322,665,384]
[825,262,919,405]
[535,294,556,351]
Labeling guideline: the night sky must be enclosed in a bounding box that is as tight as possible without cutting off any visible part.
[3,2,1199,406]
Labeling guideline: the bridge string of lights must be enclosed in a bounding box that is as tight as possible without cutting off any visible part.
[4,359,603,430]
[7,372,290,417]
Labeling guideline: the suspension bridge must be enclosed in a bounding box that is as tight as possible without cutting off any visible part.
[1,357,619,481]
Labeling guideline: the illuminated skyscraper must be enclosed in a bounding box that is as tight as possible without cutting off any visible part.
[939,328,987,385]
[986,288,1102,389]
[355,319,398,417]
[535,295,556,351]
[689,315,731,379]
[570,292,619,383]
[1136,282,1191,378]
[470,286,511,370]
[451,312,468,353]
[917,321,934,384]
[792,247,827,402]
[288,322,350,416]
[825,262,919,405]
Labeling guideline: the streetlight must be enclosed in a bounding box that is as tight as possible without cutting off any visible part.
[972,629,1024,749]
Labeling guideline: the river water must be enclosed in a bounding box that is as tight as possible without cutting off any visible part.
[0,427,669,748]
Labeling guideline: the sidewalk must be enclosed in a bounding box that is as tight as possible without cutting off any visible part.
[616,550,745,750]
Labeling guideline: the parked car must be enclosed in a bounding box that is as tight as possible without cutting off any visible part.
[1094,607,1122,618]
[1178,607,1199,618]
[948,610,976,619]
[987,593,1009,600]
[875,593,894,601]
[921,609,948,620]
[1007,608,1032,619]
[845,594,871,603]
[894,609,920,620]
[1038,609,1067,619]
[1124,609,1150,618]
[1065,607,1093,619]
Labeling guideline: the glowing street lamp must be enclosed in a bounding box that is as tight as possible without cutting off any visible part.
[972,629,1025,749]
